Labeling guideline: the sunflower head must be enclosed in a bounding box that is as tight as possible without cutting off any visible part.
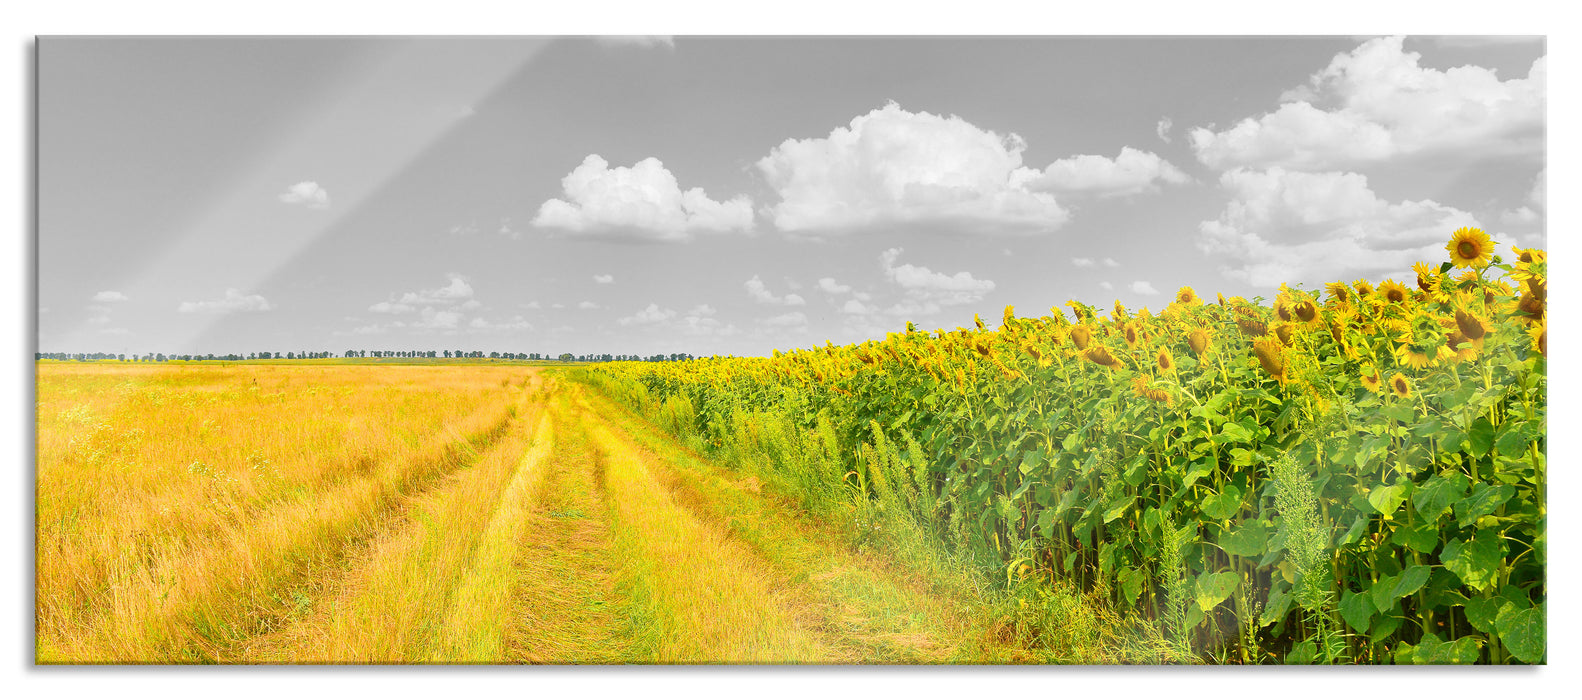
[1325,281,1352,305]
[1133,376,1174,405]
[974,313,986,331]
[1084,346,1122,370]
[1252,337,1286,381]
[1454,307,1490,341]
[1234,307,1268,337]
[1188,328,1212,357]
[1069,325,1092,350]
[1516,292,1545,324]
[1377,279,1410,305]
[1275,323,1295,346]
[1354,278,1376,298]
[1156,347,1176,373]
[1274,292,1295,322]
[1293,299,1319,324]
[1412,261,1441,292]
[1446,227,1494,269]
[1359,365,1383,395]
[1389,372,1412,399]
[1123,321,1142,348]
[1217,292,1227,307]
[1173,286,1201,306]
[1113,299,1129,323]
[1528,318,1547,358]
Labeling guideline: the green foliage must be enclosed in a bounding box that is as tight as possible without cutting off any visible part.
[573,241,1546,664]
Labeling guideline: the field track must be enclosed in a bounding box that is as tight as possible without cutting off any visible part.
[38,366,1026,664]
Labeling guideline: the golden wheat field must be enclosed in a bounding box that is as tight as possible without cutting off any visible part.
[37,361,1120,665]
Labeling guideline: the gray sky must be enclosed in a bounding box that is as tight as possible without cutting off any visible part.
[38,35,1546,357]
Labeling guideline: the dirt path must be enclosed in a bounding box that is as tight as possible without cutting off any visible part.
[225,374,1023,664]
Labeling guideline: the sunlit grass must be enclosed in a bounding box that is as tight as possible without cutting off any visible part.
[35,363,534,663]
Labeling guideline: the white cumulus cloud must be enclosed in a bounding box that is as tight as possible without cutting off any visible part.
[756,102,1071,235]
[578,301,602,310]
[91,290,128,303]
[617,303,679,326]
[817,277,852,294]
[177,289,273,314]
[1198,167,1482,286]
[1156,117,1173,143]
[1190,36,1545,171]
[1071,257,1095,268]
[878,247,995,316]
[278,181,330,209]
[1131,281,1161,296]
[532,155,754,242]
[593,274,614,284]
[744,275,806,306]
[1028,147,1189,197]
[396,275,474,306]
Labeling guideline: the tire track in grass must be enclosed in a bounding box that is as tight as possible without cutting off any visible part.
[499,395,631,664]
[576,386,1031,664]
[569,390,839,663]
[238,390,549,663]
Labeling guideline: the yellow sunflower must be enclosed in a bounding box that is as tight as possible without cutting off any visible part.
[1528,318,1547,358]
[1359,365,1383,395]
[1156,346,1176,373]
[1252,337,1286,382]
[1446,227,1493,269]
[1325,281,1352,305]
[1275,323,1295,346]
[1188,327,1213,357]
[1354,278,1377,299]
[1412,261,1441,292]
[1377,279,1410,305]
[1175,286,1202,306]
[1069,324,1092,350]
[1084,346,1123,370]
[1294,301,1320,327]
[1453,306,1491,346]
[1389,372,1413,399]
[1123,321,1142,348]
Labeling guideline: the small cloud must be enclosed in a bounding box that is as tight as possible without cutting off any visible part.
[522,301,542,310]
[1103,258,1119,267]
[1131,281,1161,296]
[762,311,808,328]
[278,181,330,209]
[177,289,273,314]
[91,290,128,303]
[369,301,416,314]
[840,299,876,315]
[1071,257,1096,268]
[86,315,111,325]
[396,275,474,305]
[817,277,852,295]
[578,301,602,310]
[448,223,479,236]
[617,303,678,326]
[1099,281,1114,291]
[468,315,534,332]
[745,275,806,306]
[593,274,615,284]
[1157,117,1173,144]
[98,327,131,336]
[552,303,566,309]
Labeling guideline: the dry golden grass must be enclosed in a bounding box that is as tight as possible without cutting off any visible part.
[37,363,1072,665]
[35,363,536,663]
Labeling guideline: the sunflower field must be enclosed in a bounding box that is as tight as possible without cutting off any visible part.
[579,229,1546,664]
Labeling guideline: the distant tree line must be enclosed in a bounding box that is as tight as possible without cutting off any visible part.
[36,351,698,363]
